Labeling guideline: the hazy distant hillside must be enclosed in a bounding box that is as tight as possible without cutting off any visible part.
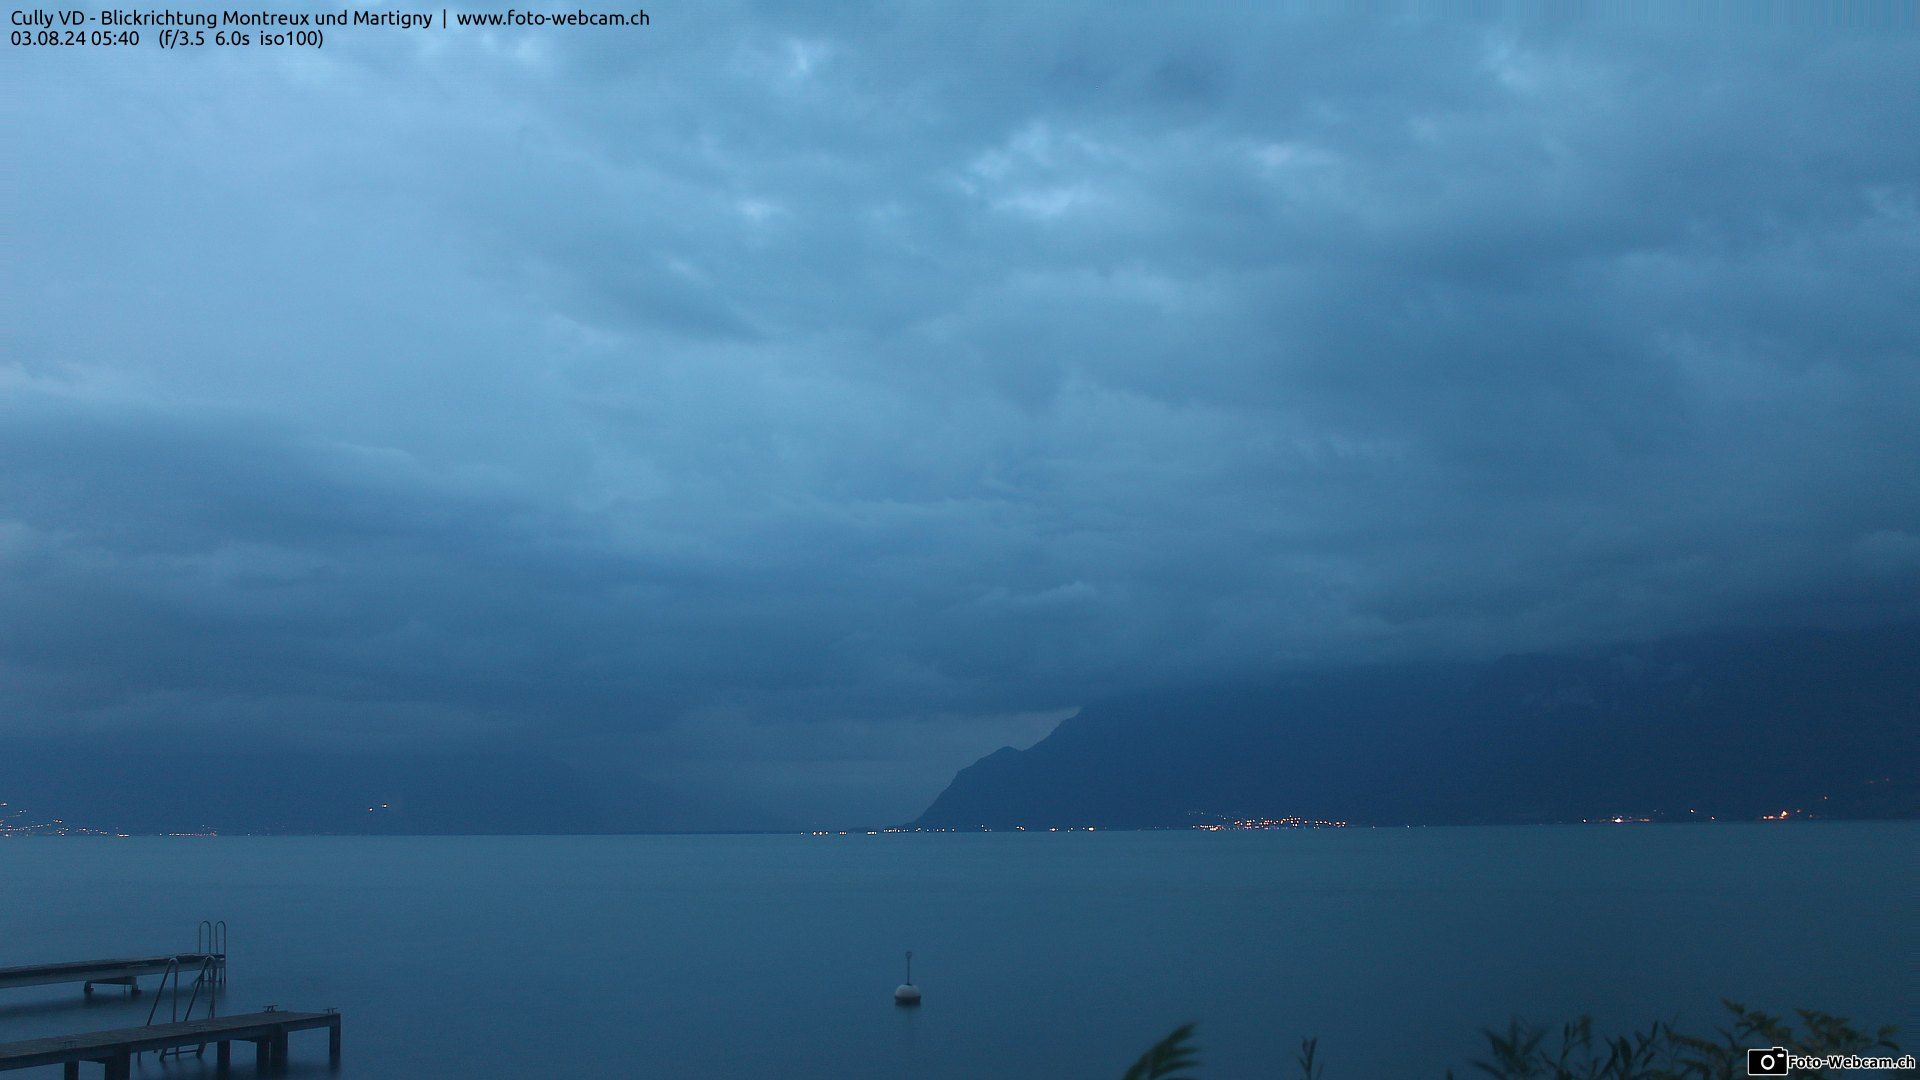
[912,625,1920,829]
[0,740,605,835]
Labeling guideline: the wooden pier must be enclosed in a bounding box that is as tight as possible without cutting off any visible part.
[0,1010,340,1077]
[0,955,224,997]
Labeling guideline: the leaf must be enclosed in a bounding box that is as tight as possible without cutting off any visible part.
[1121,1023,1201,1080]
[1297,1035,1325,1080]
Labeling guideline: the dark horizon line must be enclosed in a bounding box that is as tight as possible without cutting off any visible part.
[8,817,1914,839]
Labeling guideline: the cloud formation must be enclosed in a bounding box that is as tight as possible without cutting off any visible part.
[5,4,1917,827]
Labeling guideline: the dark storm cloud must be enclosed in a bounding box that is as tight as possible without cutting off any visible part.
[4,3,1917,827]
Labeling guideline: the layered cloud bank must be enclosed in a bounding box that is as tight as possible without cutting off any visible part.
[4,5,1917,829]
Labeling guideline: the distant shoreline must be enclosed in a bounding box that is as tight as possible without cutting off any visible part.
[6,818,1915,840]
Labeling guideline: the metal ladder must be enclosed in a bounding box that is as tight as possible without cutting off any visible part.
[143,921,227,1060]
[197,919,228,987]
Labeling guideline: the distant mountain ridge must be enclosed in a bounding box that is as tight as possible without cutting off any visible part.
[911,625,1920,829]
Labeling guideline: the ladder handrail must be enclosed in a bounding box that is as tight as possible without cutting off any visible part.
[143,959,179,1027]
[135,923,233,1061]
[146,954,220,1059]
[178,954,215,1022]
[195,918,229,984]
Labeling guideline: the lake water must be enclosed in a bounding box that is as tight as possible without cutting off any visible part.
[1,825,1913,1078]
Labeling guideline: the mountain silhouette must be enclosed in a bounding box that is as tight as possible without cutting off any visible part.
[913,625,1919,829]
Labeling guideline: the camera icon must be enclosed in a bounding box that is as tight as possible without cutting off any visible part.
[1746,1047,1790,1076]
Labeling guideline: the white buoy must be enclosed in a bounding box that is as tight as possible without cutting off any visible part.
[893,950,922,1006]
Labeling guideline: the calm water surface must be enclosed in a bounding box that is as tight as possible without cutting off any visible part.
[1,825,1913,1078]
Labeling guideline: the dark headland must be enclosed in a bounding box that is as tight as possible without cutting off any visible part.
[912,624,1919,830]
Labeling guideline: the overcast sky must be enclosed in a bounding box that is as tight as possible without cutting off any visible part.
[4,3,1917,828]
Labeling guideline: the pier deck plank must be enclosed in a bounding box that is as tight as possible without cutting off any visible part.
[0,1011,337,1071]
[0,955,222,992]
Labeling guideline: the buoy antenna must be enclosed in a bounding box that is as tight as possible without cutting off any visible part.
[893,949,922,1006]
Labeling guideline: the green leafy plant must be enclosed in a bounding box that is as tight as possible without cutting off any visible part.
[1457,1014,1671,1079]
[1119,1002,1901,1079]
[1652,1000,1900,1080]
[1455,1000,1902,1079]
